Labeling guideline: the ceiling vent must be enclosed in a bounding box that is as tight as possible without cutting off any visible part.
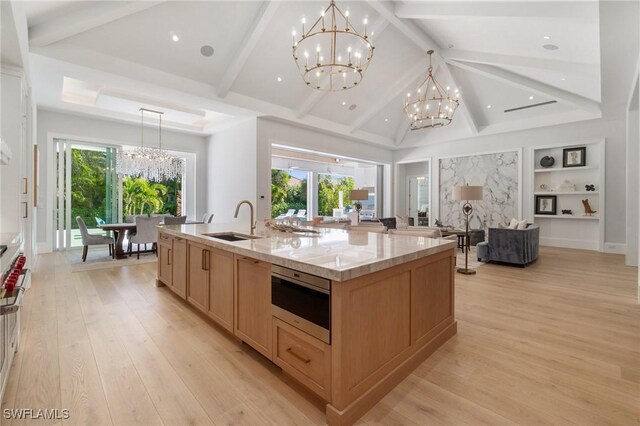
[504,100,557,113]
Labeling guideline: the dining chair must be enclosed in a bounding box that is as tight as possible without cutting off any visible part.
[76,216,115,262]
[130,216,163,259]
[164,215,187,225]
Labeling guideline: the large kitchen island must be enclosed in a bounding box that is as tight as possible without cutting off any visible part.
[156,223,457,426]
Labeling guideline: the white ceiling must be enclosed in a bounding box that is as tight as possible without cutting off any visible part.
[14,0,625,147]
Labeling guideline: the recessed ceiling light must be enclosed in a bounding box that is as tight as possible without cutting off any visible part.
[349,104,357,110]
[171,33,179,42]
[342,101,347,106]
[384,118,389,122]
[487,105,492,109]
[529,96,534,100]
[543,35,550,40]
[276,77,282,82]
[200,45,214,57]
[543,44,559,51]
[561,77,566,81]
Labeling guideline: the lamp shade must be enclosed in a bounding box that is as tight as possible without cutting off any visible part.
[349,189,369,201]
[452,185,483,201]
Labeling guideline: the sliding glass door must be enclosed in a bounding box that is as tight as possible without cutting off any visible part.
[55,140,119,249]
[55,139,186,250]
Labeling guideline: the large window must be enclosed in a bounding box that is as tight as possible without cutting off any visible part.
[55,138,187,250]
[271,169,308,218]
[317,174,355,216]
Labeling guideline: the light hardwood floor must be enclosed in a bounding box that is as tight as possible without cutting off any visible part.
[2,247,639,425]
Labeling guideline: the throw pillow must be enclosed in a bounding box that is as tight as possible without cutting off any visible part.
[508,218,519,229]
[516,219,528,230]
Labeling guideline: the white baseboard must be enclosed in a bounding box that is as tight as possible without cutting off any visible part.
[540,237,600,251]
[604,242,627,254]
[36,242,52,254]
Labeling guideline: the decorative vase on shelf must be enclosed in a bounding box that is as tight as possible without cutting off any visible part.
[540,156,555,168]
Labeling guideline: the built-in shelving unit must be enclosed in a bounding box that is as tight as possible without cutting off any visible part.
[531,140,605,251]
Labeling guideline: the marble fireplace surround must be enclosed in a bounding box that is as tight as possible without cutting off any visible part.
[439,150,521,230]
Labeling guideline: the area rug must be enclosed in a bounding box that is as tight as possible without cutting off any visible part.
[65,247,157,272]
[455,246,485,270]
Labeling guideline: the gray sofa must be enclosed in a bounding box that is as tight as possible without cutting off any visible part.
[476,224,539,267]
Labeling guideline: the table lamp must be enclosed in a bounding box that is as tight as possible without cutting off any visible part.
[349,189,369,224]
[452,184,483,275]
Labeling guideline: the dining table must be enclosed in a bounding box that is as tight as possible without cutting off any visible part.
[99,221,202,260]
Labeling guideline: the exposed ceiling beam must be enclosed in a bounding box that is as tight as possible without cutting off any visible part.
[217,1,280,98]
[29,1,166,47]
[394,1,598,20]
[366,0,439,54]
[446,59,601,115]
[295,20,391,119]
[443,49,600,75]
[440,62,479,134]
[349,58,430,133]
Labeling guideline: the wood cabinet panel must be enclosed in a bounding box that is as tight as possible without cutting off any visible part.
[273,318,330,400]
[157,240,172,287]
[411,256,454,344]
[339,271,412,391]
[187,242,209,312]
[171,238,187,298]
[208,248,234,332]
[234,256,272,358]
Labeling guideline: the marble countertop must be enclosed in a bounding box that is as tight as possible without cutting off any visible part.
[160,222,455,281]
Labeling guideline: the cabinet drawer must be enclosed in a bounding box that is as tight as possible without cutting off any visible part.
[159,232,173,245]
[273,318,330,400]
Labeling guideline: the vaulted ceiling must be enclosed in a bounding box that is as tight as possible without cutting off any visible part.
[18,0,615,148]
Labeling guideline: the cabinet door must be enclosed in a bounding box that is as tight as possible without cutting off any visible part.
[235,256,272,358]
[187,242,209,312]
[158,239,173,287]
[208,248,234,332]
[172,238,187,299]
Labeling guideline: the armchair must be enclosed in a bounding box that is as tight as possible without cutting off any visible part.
[476,224,539,267]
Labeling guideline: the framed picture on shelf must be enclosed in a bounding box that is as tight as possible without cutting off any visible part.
[563,146,586,167]
[535,195,557,215]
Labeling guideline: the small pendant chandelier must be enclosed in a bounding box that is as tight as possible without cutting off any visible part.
[115,108,184,181]
[403,50,460,130]
[292,0,374,91]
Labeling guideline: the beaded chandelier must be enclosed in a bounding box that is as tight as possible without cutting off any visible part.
[115,108,184,181]
[403,50,460,130]
[292,0,374,91]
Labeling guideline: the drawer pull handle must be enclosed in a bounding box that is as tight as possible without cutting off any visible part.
[286,347,311,364]
[168,249,172,265]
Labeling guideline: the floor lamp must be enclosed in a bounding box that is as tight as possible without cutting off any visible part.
[452,185,483,275]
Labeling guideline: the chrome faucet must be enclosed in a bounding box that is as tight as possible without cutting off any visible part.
[234,200,256,236]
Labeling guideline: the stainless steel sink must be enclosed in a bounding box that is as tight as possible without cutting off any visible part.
[203,232,261,242]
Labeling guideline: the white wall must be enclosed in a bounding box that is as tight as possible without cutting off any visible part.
[206,118,257,225]
[256,118,394,220]
[36,109,208,251]
[627,80,639,265]
[394,116,627,247]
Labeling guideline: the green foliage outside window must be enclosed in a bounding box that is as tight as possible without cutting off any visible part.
[69,148,182,228]
[271,169,355,218]
[317,174,355,216]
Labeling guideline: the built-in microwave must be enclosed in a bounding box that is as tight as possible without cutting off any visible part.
[271,265,331,344]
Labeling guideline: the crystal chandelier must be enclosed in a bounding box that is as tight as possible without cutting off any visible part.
[403,50,460,130]
[292,0,374,91]
[115,108,184,181]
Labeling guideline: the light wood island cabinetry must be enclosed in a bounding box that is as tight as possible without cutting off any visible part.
[158,228,456,426]
[234,256,272,358]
